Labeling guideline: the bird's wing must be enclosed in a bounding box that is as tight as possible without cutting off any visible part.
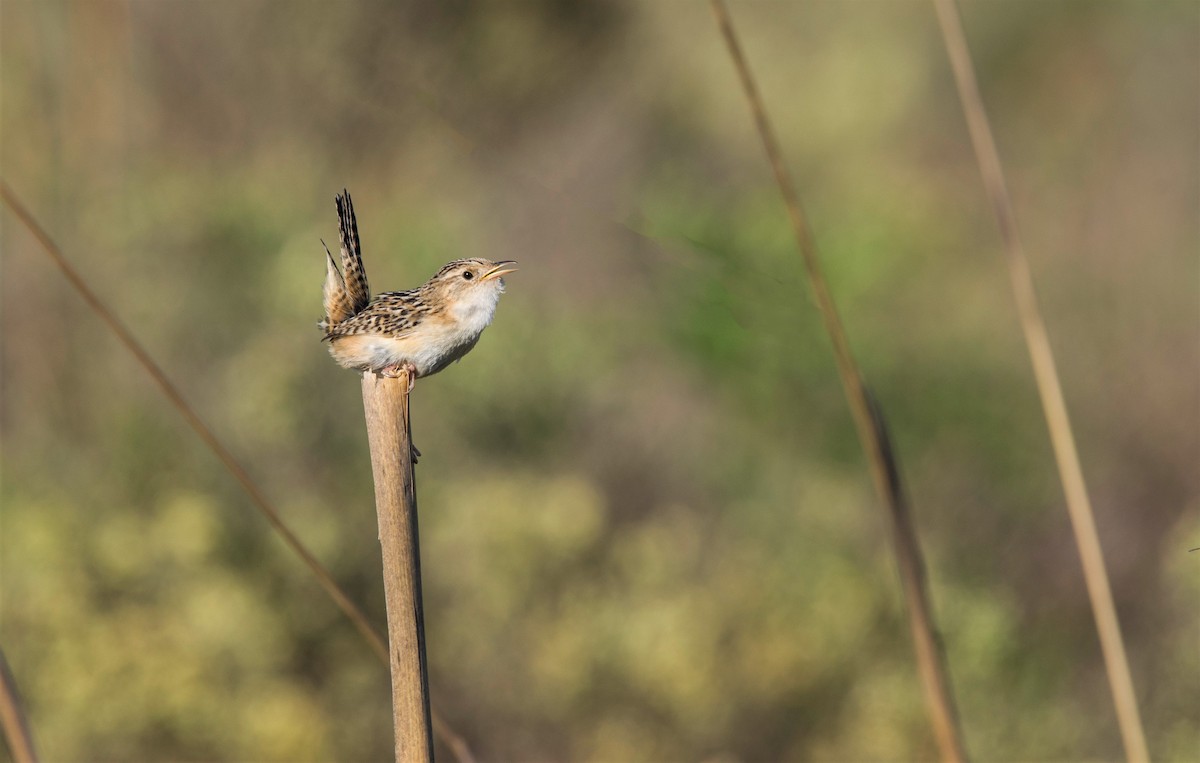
[323,290,435,340]
[336,190,371,314]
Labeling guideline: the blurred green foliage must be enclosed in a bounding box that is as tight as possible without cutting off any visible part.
[2,1,1197,761]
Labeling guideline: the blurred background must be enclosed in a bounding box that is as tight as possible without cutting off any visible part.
[2,1,1197,761]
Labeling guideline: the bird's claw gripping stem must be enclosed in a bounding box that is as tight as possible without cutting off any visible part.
[380,361,418,393]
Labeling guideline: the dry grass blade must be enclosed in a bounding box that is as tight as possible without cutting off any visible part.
[0,181,476,763]
[0,649,39,763]
[930,2,1149,761]
[708,2,968,760]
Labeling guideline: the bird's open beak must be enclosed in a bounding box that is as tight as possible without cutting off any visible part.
[482,261,518,280]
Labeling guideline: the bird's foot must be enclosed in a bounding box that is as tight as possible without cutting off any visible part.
[410,443,422,465]
[380,361,418,392]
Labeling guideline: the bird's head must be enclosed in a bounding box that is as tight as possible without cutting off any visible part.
[427,258,517,310]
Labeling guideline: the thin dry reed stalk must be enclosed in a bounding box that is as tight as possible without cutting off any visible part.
[360,371,434,762]
[708,3,968,760]
[930,2,1149,761]
[0,181,475,763]
[0,649,38,763]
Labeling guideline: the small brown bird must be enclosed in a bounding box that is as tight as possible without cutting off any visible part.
[319,190,515,389]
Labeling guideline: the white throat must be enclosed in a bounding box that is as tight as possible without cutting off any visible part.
[450,284,502,335]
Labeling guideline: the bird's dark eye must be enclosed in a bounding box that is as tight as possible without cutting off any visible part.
[462,270,474,280]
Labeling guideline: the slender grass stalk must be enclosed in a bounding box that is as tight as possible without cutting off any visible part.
[0,649,38,763]
[708,3,968,760]
[360,371,434,763]
[930,2,1149,761]
[0,181,474,763]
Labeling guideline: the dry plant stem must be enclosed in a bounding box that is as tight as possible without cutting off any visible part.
[431,716,473,763]
[930,3,1149,761]
[0,181,473,763]
[0,181,383,657]
[709,3,968,761]
[0,649,38,763]
[0,185,380,662]
[360,371,434,763]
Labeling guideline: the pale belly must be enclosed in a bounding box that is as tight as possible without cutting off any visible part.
[328,325,482,377]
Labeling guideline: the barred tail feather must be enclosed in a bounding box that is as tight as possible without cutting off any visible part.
[336,190,371,314]
[321,240,354,330]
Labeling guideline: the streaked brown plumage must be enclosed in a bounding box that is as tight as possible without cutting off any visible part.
[319,190,515,387]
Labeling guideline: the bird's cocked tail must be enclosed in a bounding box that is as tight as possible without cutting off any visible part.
[319,190,371,332]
